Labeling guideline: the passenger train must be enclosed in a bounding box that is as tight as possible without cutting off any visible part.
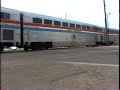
[0,7,119,52]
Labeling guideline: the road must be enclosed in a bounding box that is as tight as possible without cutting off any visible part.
[1,45,119,65]
[1,46,119,89]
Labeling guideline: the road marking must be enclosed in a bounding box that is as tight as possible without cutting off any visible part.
[62,62,119,67]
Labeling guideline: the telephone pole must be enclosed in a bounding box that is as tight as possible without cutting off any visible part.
[103,0,109,45]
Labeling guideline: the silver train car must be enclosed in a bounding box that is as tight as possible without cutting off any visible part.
[0,7,119,52]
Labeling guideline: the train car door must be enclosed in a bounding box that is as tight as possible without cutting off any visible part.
[71,34,76,46]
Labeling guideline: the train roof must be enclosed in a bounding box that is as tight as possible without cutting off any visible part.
[1,7,20,14]
[1,7,119,31]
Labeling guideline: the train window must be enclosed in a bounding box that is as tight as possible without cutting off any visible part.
[54,21,61,26]
[87,26,91,30]
[1,12,10,19]
[82,25,86,29]
[70,23,75,28]
[93,27,98,30]
[110,30,112,33]
[107,29,110,33]
[3,29,13,40]
[109,30,111,33]
[44,19,52,25]
[96,27,99,31]
[62,22,68,27]
[91,27,94,30]
[98,28,102,32]
[33,17,42,23]
[108,29,110,33]
[114,31,116,33]
[100,28,102,31]
[76,24,81,28]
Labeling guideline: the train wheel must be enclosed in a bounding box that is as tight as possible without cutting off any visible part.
[0,47,3,53]
[91,45,95,47]
[30,47,37,50]
[24,47,29,51]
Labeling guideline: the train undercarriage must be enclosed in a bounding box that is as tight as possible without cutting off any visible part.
[0,42,53,53]
[0,41,115,53]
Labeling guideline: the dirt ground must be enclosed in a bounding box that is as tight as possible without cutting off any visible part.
[1,60,119,90]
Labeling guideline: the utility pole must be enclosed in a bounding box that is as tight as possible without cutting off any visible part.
[65,11,67,19]
[103,0,108,45]
[107,13,110,44]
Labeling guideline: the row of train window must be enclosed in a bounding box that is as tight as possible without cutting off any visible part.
[32,17,103,31]
[33,18,119,33]
[0,12,91,30]
[1,12,119,33]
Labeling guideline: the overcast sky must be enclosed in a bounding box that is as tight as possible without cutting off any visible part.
[1,0,119,29]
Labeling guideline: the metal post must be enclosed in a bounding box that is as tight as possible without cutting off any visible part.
[20,13,24,47]
[107,13,110,45]
[103,0,108,45]
[65,11,67,19]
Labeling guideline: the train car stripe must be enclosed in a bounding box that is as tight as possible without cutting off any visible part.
[1,24,118,35]
[1,19,119,34]
[1,24,20,29]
